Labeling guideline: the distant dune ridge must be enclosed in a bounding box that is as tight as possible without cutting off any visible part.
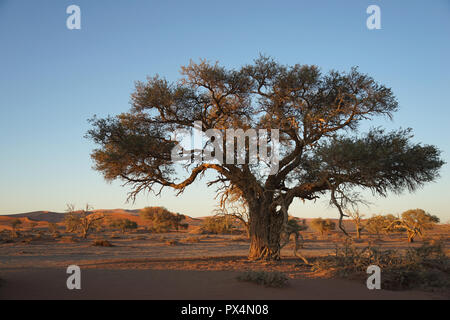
[0,209,353,231]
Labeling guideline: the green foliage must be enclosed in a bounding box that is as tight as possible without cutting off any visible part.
[402,209,439,227]
[314,128,444,197]
[140,207,187,233]
[365,214,396,237]
[310,218,335,236]
[237,271,289,288]
[201,215,235,234]
[386,209,440,242]
[287,218,308,232]
[109,218,138,233]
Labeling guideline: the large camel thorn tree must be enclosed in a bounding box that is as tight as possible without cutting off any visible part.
[87,55,444,261]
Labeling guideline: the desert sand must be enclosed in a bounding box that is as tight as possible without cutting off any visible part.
[0,211,449,300]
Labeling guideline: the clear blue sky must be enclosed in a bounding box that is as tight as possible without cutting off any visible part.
[0,0,449,221]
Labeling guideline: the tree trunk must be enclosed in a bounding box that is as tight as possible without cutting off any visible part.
[356,226,361,239]
[245,225,250,239]
[247,201,284,261]
[407,231,415,243]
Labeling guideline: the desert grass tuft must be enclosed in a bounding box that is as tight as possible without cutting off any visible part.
[92,239,114,247]
[237,271,289,288]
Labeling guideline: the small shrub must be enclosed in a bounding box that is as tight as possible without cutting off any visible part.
[21,237,33,244]
[181,236,201,243]
[109,218,138,234]
[365,214,396,238]
[237,271,289,288]
[48,223,60,238]
[311,240,450,291]
[140,207,188,232]
[165,239,179,246]
[59,236,79,243]
[310,218,335,237]
[201,216,236,234]
[92,239,114,247]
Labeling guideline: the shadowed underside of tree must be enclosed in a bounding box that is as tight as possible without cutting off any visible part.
[86,55,444,261]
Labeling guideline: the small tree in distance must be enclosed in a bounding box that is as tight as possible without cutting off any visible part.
[347,210,365,239]
[386,209,439,242]
[310,218,336,238]
[280,217,309,263]
[48,222,59,237]
[216,185,250,238]
[365,214,396,239]
[109,218,138,234]
[140,207,188,233]
[64,204,105,239]
[10,219,22,238]
[201,215,236,234]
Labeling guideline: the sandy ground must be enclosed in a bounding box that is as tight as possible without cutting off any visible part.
[1,267,446,300]
[1,231,449,300]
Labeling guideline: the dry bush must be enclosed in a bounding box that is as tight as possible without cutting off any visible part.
[20,237,33,244]
[310,218,335,237]
[47,223,60,238]
[305,234,317,241]
[188,226,208,235]
[165,239,179,246]
[237,271,289,288]
[181,236,201,243]
[140,207,188,232]
[109,218,138,234]
[365,214,396,238]
[201,216,236,234]
[64,204,104,238]
[92,239,114,247]
[312,240,450,290]
[59,236,79,243]
[10,219,22,238]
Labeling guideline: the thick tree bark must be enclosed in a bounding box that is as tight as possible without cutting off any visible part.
[247,201,284,261]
